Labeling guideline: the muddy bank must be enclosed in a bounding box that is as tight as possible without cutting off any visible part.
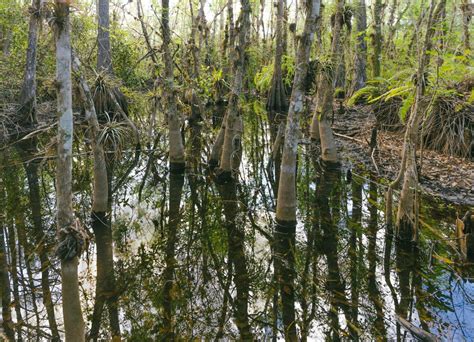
[329,106,473,206]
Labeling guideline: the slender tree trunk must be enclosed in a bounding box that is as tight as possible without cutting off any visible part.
[367,179,387,339]
[461,0,471,52]
[349,178,362,337]
[1,223,15,341]
[18,0,42,123]
[310,0,344,163]
[162,0,185,170]
[275,0,321,339]
[6,217,23,341]
[386,0,398,56]
[162,171,185,340]
[92,1,122,336]
[54,2,85,341]
[217,0,251,179]
[352,0,367,92]
[395,0,446,239]
[97,0,112,73]
[371,0,383,78]
[17,140,60,341]
[267,0,288,198]
[72,55,121,341]
[217,180,253,340]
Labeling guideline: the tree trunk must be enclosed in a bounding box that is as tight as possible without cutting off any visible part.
[17,140,60,341]
[352,0,367,92]
[267,0,288,198]
[217,0,251,179]
[54,2,85,341]
[97,0,112,73]
[395,0,446,239]
[461,0,471,52]
[371,0,383,78]
[92,1,123,336]
[71,55,121,341]
[162,171,185,340]
[162,0,185,170]
[367,179,387,339]
[310,0,344,163]
[6,234,21,341]
[217,180,253,340]
[386,0,398,57]
[1,223,15,341]
[18,0,42,124]
[275,0,321,339]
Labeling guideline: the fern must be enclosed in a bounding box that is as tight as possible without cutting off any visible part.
[399,94,414,123]
[254,63,273,93]
[347,86,380,106]
[468,89,474,103]
[369,85,413,103]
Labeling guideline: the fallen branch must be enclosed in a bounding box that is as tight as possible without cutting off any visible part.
[397,315,439,342]
[334,132,365,144]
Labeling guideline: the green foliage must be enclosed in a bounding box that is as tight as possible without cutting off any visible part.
[369,84,414,104]
[254,54,295,93]
[399,94,414,123]
[468,89,474,104]
[282,55,295,87]
[111,27,149,88]
[347,86,380,105]
[254,63,273,93]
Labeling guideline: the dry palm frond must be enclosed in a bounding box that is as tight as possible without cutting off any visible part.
[422,95,473,158]
[373,97,404,131]
[93,73,128,120]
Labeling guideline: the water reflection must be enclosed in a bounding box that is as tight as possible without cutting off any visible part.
[114,156,474,340]
[3,149,474,341]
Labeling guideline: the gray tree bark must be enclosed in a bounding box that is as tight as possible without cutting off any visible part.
[352,0,367,92]
[275,0,321,339]
[54,2,85,341]
[18,0,42,124]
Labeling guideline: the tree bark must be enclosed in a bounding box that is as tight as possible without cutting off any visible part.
[54,2,85,341]
[72,55,121,341]
[371,0,383,78]
[162,0,185,170]
[0,223,15,341]
[461,0,471,52]
[92,1,123,336]
[16,139,60,341]
[275,0,321,339]
[267,0,288,198]
[396,0,446,239]
[276,0,320,223]
[352,0,367,92]
[217,0,251,179]
[386,0,398,56]
[162,171,185,340]
[18,0,42,124]
[310,0,344,163]
[97,0,112,73]
[217,180,253,340]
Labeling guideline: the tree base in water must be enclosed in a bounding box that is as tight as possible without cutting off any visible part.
[214,169,233,184]
[169,162,185,174]
[208,158,218,171]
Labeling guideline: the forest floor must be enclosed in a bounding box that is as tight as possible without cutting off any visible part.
[330,105,474,206]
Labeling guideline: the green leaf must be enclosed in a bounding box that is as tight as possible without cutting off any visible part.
[399,94,414,123]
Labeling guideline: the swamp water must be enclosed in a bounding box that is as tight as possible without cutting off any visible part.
[77,151,474,341]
